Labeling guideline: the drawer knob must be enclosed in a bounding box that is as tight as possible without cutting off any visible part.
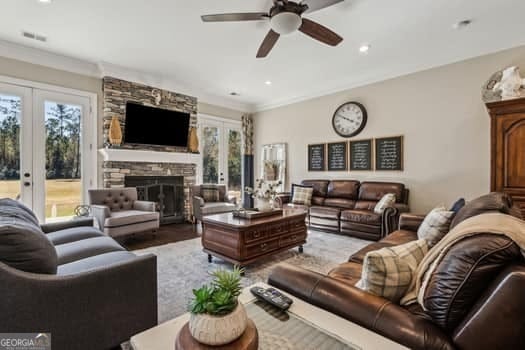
[254,231,261,238]
[261,243,268,251]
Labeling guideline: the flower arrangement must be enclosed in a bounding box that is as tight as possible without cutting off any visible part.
[244,178,282,200]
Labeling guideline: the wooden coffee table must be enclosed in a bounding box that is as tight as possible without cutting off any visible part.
[201,209,307,267]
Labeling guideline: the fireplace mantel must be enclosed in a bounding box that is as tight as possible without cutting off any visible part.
[99,148,201,165]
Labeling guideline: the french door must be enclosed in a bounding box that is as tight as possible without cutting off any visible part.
[0,81,94,222]
[200,116,243,203]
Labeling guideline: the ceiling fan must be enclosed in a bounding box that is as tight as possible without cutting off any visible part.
[201,0,344,58]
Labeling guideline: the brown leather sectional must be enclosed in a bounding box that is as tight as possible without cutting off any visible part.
[282,180,409,240]
[269,193,525,350]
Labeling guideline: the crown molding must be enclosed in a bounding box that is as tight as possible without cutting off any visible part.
[0,39,100,77]
[0,39,253,113]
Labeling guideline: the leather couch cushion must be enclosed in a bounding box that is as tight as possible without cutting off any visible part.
[0,199,58,274]
[422,234,522,331]
[340,221,381,234]
[57,251,138,275]
[55,236,125,265]
[354,200,377,211]
[450,192,518,229]
[46,226,105,245]
[309,206,341,219]
[105,210,160,228]
[327,180,360,199]
[341,210,381,225]
[380,229,418,245]
[359,182,405,203]
[323,198,356,209]
[348,242,393,264]
[328,261,363,285]
[301,180,329,197]
[311,196,325,206]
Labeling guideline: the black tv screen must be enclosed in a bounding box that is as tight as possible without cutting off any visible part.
[124,102,190,147]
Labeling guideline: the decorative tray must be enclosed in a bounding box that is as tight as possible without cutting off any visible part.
[232,208,283,219]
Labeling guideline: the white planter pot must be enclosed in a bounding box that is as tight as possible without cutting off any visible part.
[255,198,273,212]
[189,303,248,346]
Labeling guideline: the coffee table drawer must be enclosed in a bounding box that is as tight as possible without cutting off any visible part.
[267,222,287,236]
[245,227,268,243]
[280,232,306,247]
[246,239,279,257]
[289,219,306,231]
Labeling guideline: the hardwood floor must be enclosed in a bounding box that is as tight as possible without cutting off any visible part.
[117,223,202,250]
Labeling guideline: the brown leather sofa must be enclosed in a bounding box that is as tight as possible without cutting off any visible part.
[282,180,409,240]
[269,193,525,350]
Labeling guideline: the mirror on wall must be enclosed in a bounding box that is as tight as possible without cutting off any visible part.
[260,143,287,192]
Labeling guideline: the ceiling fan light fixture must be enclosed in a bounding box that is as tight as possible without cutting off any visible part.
[270,12,302,35]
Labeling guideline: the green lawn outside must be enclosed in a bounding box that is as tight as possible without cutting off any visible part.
[0,179,81,218]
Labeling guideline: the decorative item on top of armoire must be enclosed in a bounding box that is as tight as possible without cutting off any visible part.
[151,89,162,105]
[493,66,525,100]
[242,115,254,208]
[188,127,199,153]
[108,116,122,146]
[486,97,525,217]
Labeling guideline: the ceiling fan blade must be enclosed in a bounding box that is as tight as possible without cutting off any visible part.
[302,0,344,13]
[299,18,343,46]
[256,30,280,58]
[201,13,268,22]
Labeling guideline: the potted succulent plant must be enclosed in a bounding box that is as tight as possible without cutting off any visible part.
[188,267,248,346]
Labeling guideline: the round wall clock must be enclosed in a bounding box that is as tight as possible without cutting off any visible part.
[332,101,367,137]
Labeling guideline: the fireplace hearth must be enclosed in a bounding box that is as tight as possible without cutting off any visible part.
[125,176,185,225]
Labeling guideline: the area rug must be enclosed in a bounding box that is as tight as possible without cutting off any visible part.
[133,230,369,323]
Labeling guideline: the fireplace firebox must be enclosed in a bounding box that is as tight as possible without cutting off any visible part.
[125,176,184,225]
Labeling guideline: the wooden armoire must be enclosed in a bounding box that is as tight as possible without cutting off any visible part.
[486,97,525,217]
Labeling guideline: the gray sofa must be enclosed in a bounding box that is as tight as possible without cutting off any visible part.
[191,184,237,224]
[89,188,160,238]
[0,198,157,350]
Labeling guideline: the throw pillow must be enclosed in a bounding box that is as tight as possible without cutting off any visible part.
[201,185,220,203]
[417,207,455,247]
[374,193,396,214]
[449,198,466,214]
[0,201,58,274]
[356,239,428,303]
[291,185,314,206]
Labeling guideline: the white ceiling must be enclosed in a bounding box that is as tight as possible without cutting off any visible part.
[1,0,525,111]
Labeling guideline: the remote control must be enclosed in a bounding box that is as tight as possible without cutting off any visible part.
[250,286,293,310]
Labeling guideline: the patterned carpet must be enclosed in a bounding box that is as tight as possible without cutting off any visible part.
[133,230,369,323]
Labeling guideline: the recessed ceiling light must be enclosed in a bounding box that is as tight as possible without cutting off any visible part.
[265,81,272,85]
[453,19,472,30]
[38,0,52,3]
[359,44,370,54]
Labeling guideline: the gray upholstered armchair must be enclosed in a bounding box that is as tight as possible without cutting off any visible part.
[192,184,237,225]
[0,198,157,350]
[89,188,160,238]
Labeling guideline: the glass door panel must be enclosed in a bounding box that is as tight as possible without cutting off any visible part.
[226,128,242,202]
[34,90,91,222]
[202,125,220,184]
[44,101,83,220]
[0,83,32,207]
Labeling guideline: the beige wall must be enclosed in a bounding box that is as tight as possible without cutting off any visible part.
[254,46,525,213]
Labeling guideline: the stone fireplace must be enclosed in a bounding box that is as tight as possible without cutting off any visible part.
[100,149,201,222]
[99,77,201,223]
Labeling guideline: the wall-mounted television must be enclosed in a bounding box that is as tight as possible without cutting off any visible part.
[124,102,190,147]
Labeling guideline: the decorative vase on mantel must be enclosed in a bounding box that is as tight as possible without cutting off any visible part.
[255,197,273,212]
[108,116,122,147]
